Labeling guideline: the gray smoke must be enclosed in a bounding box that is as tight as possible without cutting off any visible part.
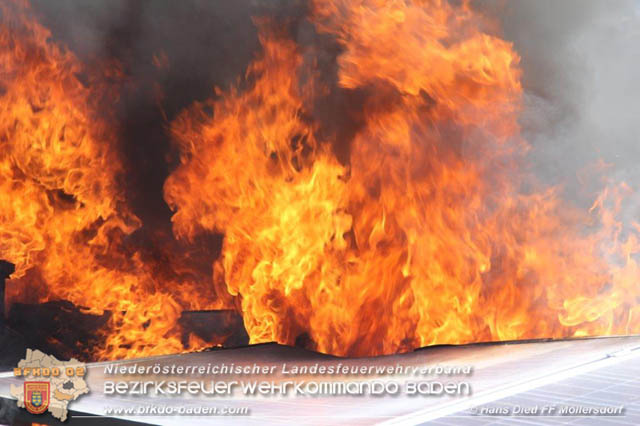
[28,0,640,213]
[487,0,640,208]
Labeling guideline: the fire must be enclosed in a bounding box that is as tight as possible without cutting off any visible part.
[0,0,218,360]
[1,0,637,361]
[166,0,640,356]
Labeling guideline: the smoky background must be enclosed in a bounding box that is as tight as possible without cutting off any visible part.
[28,0,640,225]
[484,0,640,207]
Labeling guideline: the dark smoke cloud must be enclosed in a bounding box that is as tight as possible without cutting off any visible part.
[29,0,640,220]
[30,0,262,231]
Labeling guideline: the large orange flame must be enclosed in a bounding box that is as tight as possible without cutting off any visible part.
[0,0,218,360]
[1,0,637,361]
[165,0,640,356]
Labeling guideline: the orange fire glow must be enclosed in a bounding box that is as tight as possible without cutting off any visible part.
[0,0,638,361]
[165,0,640,356]
[0,0,219,360]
